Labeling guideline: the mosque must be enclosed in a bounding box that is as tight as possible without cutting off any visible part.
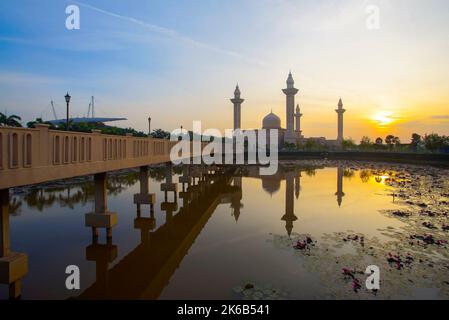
[231,71,346,147]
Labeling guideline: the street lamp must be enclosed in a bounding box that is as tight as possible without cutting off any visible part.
[65,92,71,131]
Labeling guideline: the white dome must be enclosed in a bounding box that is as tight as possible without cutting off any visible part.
[262,112,281,129]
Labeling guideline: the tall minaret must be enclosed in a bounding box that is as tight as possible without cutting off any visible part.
[282,72,299,143]
[230,85,244,130]
[282,171,298,237]
[294,104,302,136]
[336,98,346,144]
[335,166,345,207]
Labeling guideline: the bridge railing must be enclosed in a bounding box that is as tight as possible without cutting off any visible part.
[0,125,180,189]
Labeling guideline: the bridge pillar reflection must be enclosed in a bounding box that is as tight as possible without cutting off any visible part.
[161,163,179,225]
[85,237,118,296]
[179,165,192,208]
[134,166,156,217]
[0,189,28,299]
[85,173,117,240]
[160,163,178,202]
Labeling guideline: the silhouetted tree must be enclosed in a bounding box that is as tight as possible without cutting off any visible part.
[342,138,356,150]
[359,136,372,149]
[0,112,22,127]
[410,133,421,151]
[423,133,449,152]
[150,128,171,139]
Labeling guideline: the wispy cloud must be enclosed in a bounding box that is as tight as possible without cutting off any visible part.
[431,115,449,119]
[0,72,61,85]
[73,1,268,66]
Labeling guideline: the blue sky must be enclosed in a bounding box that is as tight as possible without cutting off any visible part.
[1,0,449,140]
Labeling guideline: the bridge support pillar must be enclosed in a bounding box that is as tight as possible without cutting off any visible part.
[134,166,156,217]
[85,173,117,240]
[0,188,28,299]
[86,237,118,295]
[161,163,178,202]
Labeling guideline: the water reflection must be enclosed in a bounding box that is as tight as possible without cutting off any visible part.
[3,161,448,300]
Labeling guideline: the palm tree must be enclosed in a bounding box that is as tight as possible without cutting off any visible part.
[0,113,22,127]
[0,112,6,126]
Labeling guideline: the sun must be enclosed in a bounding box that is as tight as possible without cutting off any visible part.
[372,111,395,126]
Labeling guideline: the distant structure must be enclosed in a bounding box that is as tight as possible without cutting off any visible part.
[47,96,127,125]
[148,116,152,135]
[230,85,244,130]
[231,72,346,147]
[336,98,346,144]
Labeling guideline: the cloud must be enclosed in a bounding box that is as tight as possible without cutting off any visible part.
[0,72,61,85]
[431,115,449,119]
[73,1,268,66]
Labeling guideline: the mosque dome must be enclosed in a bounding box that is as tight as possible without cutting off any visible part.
[261,177,281,196]
[262,112,281,129]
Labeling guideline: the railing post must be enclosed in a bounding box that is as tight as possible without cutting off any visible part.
[91,130,102,162]
[34,124,50,167]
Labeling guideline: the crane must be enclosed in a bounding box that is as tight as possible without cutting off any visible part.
[51,101,58,120]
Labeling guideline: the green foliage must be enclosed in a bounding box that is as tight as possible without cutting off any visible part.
[27,118,56,129]
[423,133,449,152]
[150,128,171,139]
[0,112,22,127]
[342,138,356,150]
[283,142,297,151]
[359,136,372,150]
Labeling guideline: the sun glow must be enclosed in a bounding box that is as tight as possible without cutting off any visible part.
[372,112,395,127]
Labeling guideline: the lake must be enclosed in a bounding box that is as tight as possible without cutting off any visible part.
[1,160,448,300]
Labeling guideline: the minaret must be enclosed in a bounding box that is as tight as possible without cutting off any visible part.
[281,171,298,236]
[230,176,243,222]
[294,104,302,136]
[336,98,346,144]
[230,85,244,130]
[294,172,301,199]
[148,117,151,135]
[282,72,299,143]
[335,166,345,207]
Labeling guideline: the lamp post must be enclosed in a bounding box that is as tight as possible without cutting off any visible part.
[65,92,71,131]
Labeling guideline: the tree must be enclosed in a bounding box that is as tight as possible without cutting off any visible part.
[410,133,421,151]
[385,135,399,149]
[385,135,395,146]
[423,133,449,152]
[359,136,372,149]
[375,137,383,145]
[342,138,356,150]
[150,128,170,139]
[27,118,55,129]
[0,112,22,127]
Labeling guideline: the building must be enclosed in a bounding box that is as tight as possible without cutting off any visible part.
[231,72,346,148]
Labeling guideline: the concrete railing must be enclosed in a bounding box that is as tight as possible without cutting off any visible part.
[0,125,181,189]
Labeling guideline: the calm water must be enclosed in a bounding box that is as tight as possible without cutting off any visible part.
[2,161,449,300]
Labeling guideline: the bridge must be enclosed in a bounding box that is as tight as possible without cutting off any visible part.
[77,167,239,299]
[0,125,202,299]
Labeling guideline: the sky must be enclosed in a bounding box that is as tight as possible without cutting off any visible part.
[0,0,448,142]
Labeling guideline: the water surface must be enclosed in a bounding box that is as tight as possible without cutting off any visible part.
[2,161,448,300]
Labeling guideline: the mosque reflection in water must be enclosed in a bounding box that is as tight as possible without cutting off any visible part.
[1,163,349,300]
